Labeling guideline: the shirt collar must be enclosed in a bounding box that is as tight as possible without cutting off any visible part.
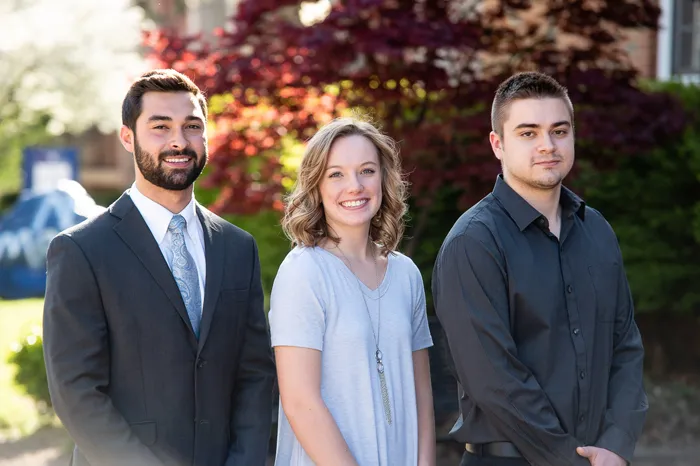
[492,174,585,232]
[128,183,198,244]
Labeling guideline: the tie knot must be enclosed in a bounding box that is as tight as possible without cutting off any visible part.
[168,214,187,234]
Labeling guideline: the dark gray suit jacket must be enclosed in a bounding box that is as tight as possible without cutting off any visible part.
[43,193,276,466]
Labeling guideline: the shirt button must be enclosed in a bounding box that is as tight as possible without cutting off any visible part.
[579,415,585,422]
[580,371,586,379]
[567,285,573,293]
[573,328,580,336]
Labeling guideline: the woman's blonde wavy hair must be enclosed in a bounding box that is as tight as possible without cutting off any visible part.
[281,117,408,256]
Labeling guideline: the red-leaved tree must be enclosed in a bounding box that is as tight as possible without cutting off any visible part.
[145,0,686,255]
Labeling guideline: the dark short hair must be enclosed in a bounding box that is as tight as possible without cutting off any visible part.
[491,71,573,137]
[122,69,207,131]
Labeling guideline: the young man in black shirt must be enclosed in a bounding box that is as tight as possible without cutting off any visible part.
[433,72,647,466]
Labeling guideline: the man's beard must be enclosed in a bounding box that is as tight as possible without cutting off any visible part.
[134,138,207,191]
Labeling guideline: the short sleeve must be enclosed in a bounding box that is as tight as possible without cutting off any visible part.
[410,264,433,352]
[268,249,326,351]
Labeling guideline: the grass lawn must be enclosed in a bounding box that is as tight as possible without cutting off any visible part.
[0,298,45,439]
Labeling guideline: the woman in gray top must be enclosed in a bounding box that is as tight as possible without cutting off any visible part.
[268,117,436,466]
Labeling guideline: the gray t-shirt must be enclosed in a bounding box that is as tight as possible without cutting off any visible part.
[269,246,433,466]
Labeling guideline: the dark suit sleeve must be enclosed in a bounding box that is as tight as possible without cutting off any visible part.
[594,243,647,462]
[224,238,276,466]
[433,232,589,466]
[43,234,163,466]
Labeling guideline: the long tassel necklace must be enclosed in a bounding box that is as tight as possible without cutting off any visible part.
[336,240,392,425]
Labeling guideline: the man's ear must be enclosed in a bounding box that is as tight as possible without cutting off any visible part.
[489,131,504,161]
[119,125,134,153]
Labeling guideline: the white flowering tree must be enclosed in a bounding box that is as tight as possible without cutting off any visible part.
[0,0,148,195]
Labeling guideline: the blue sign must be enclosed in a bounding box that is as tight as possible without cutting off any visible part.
[0,181,105,299]
[22,147,79,194]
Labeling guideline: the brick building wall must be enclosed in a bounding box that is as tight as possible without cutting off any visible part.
[625,28,659,79]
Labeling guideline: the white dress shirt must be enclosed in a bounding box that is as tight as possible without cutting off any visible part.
[128,184,207,309]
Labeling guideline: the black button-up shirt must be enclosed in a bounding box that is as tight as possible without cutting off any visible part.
[432,175,647,465]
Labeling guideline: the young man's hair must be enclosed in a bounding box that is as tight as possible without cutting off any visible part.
[491,71,574,137]
[122,69,207,131]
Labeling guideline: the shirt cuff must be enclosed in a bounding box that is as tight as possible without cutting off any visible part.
[596,423,636,463]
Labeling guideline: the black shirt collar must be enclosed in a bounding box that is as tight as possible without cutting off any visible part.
[492,174,585,231]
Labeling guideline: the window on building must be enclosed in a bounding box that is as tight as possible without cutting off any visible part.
[673,0,700,74]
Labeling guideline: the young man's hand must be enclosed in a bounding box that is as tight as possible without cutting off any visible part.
[576,446,627,466]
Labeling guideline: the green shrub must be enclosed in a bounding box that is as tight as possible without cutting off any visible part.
[573,82,700,314]
[8,326,51,411]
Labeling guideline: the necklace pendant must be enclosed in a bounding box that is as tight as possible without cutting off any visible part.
[375,349,384,373]
[378,369,392,425]
[375,349,391,424]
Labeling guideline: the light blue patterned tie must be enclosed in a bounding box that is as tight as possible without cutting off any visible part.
[166,215,202,338]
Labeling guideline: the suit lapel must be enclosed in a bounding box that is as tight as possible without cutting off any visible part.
[111,194,198,350]
[196,205,224,352]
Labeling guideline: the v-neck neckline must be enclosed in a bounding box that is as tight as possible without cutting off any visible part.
[315,246,393,299]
